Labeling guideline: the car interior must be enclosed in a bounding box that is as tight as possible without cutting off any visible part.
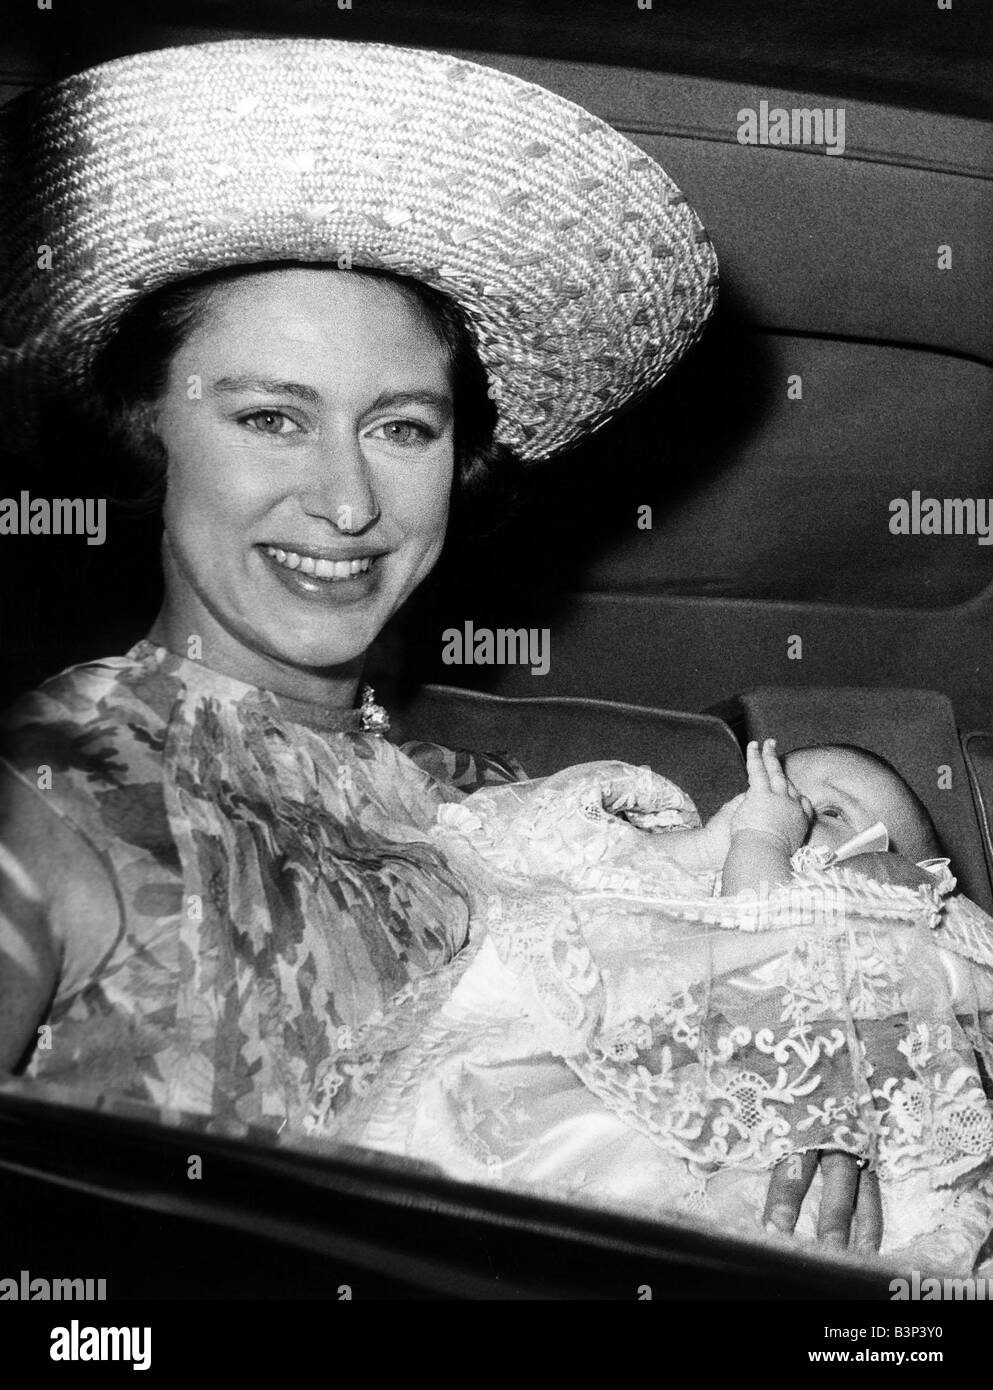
[0,0,990,1298]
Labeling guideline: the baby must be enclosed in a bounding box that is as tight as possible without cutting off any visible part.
[718,737,946,897]
[303,738,993,1272]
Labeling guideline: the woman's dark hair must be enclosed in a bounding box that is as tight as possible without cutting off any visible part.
[88,260,520,535]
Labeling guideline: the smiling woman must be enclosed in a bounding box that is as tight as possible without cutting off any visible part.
[0,35,717,1130]
[0,259,520,1124]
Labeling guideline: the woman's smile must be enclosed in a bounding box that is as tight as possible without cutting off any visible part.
[258,543,384,604]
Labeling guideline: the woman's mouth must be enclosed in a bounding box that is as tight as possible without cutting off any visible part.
[263,546,375,581]
[259,545,382,605]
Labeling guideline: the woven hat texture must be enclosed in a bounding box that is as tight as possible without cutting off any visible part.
[0,38,718,461]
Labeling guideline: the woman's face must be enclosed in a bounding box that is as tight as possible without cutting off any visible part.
[154,267,455,693]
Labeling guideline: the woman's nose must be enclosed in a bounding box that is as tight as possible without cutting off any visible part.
[298,431,380,534]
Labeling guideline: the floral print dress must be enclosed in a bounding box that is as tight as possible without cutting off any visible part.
[0,640,521,1132]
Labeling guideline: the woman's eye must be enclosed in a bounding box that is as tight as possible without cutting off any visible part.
[238,410,301,436]
[367,420,436,447]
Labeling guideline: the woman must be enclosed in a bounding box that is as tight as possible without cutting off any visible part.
[0,37,880,1253]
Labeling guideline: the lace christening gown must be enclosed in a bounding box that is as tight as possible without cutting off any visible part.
[301,763,993,1273]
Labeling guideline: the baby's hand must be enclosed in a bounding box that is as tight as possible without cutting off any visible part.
[731,739,812,855]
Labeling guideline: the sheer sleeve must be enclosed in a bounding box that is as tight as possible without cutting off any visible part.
[398,739,529,793]
[0,792,58,1071]
[0,759,121,1007]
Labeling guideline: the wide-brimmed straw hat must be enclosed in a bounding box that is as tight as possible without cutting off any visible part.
[0,38,717,462]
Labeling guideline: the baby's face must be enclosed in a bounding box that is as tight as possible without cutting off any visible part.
[783,748,919,855]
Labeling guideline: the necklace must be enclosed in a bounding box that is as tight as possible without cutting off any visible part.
[359,685,391,735]
[271,684,390,735]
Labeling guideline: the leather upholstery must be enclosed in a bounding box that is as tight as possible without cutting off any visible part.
[390,682,746,820]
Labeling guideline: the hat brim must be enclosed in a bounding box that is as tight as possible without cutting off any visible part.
[0,38,718,462]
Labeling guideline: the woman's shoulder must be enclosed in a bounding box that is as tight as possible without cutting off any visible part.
[4,643,180,717]
[0,645,177,774]
[0,649,179,952]
[0,647,180,843]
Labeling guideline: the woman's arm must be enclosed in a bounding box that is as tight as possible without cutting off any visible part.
[0,764,120,1073]
[0,781,59,1070]
[0,841,58,1071]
